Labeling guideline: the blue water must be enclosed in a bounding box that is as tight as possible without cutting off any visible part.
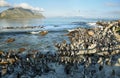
[0,17,117,32]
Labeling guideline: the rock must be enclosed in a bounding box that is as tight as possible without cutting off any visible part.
[115,58,120,67]
[116,28,120,35]
[87,30,94,36]
[19,48,26,53]
[118,20,120,26]
[6,27,14,29]
[7,58,16,64]
[54,25,59,27]
[6,38,15,43]
[1,68,7,76]
[40,31,48,36]
[96,21,104,26]
[118,58,120,64]
[0,62,8,65]
[113,27,120,41]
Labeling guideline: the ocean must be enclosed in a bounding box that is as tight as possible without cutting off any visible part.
[0,17,117,51]
[0,17,116,33]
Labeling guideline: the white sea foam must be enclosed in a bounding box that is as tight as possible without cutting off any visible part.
[29,31,41,34]
[88,22,96,26]
[87,22,103,28]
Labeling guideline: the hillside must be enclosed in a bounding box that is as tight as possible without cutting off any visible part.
[0,7,45,19]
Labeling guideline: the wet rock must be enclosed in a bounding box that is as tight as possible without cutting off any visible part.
[19,48,26,53]
[6,38,15,43]
[0,61,8,65]
[54,25,59,27]
[118,58,120,64]
[1,68,7,76]
[116,27,120,35]
[40,31,48,36]
[7,58,16,64]
[6,27,14,29]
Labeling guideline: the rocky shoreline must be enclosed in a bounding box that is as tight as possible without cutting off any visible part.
[55,20,120,77]
[0,20,120,78]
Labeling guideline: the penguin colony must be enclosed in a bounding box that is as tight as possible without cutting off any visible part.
[55,21,120,65]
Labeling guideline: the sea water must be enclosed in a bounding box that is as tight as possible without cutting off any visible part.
[0,17,117,51]
[0,17,116,32]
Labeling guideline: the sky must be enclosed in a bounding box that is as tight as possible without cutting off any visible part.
[0,0,120,18]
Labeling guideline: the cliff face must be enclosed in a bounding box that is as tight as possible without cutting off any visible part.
[0,7,45,19]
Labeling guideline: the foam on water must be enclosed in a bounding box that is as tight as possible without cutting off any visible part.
[87,22,103,28]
